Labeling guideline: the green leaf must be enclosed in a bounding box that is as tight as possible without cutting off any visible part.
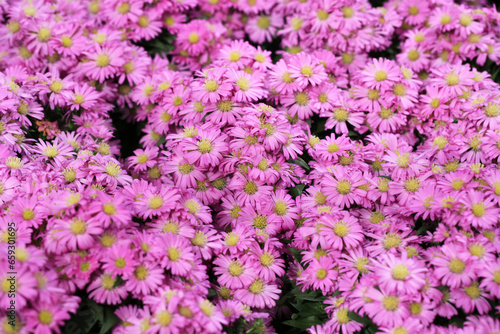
[290,158,310,171]
[289,184,306,197]
[282,316,323,330]
[99,307,120,334]
[156,135,166,147]
[289,248,303,263]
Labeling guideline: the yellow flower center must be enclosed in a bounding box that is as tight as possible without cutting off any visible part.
[406,49,419,62]
[471,203,486,217]
[336,308,350,324]
[156,311,173,326]
[493,269,500,284]
[117,2,130,14]
[6,20,20,33]
[464,282,481,299]
[38,27,51,42]
[316,268,327,279]
[410,302,422,315]
[342,6,354,18]
[301,65,314,77]
[282,72,295,83]
[382,296,399,311]
[134,265,149,280]
[105,162,121,177]
[244,181,258,195]
[433,136,447,150]
[334,222,349,237]
[191,231,207,247]
[204,79,219,92]
[291,17,303,30]
[96,54,110,67]
[228,261,244,276]
[441,14,452,25]
[469,243,485,258]
[393,83,407,96]
[408,6,419,15]
[392,264,410,280]
[138,15,150,28]
[38,310,53,325]
[197,139,213,154]
[22,208,35,220]
[316,9,329,21]
[374,70,387,82]
[295,92,309,106]
[236,77,250,91]
[148,195,164,210]
[449,258,465,273]
[185,199,201,214]
[257,16,271,29]
[168,247,181,261]
[485,103,500,117]
[50,80,63,93]
[178,163,194,175]
[445,73,459,86]
[336,179,352,194]
[217,100,233,112]
[115,258,126,268]
[404,178,420,192]
[274,201,288,216]
[384,233,402,250]
[368,89,380,100]
[225,232,239,246]
[260,252,275,267]
[253,215,268,229]
[341,53,354,64]
[70,218,87,235]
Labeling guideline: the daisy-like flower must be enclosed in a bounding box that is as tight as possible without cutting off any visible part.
[66,83,102,111]
[360,58,401,90]
[298,256,338,295]
[81,43,126,82]
[183,127,228,168]
[479,259,500,298]
[314,134,354,163]
[125,262,164,296]
[226,69,266,102]
[372,253,427,295]
[214,255,255,289]
[269,59,300,94]
[135,186,181,219]
[127,146,158,172]
[102,243,137,278]
[33,138,74,167]
[245,13,282,44]
[431,244,477,289]
[89,157,133,188]
[452,281,491,315]
[52,216,103,252]
[322,168,367,208]
[229,173,273,205]
[288,52,328,87]
[460,190,499,229]
[320,212,364,251]
[159,233,194,276]
[363,287,410,328]
[233,278,280,308]
[87,272,129,305]
[192,67,232,103]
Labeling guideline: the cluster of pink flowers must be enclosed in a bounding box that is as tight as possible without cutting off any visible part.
[1,0,500,333]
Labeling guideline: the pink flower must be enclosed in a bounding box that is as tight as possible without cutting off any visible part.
[214,255,255,289]
[372,253,427,295]
[233,278,280,308]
